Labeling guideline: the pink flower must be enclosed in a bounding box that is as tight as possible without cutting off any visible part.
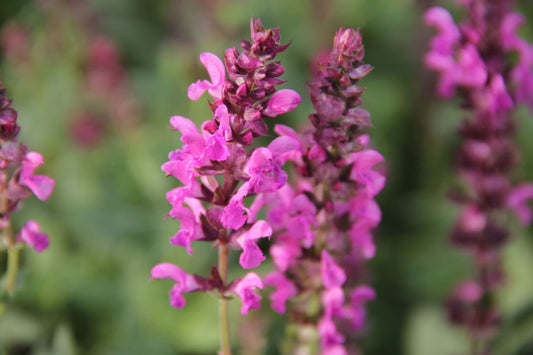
[19,152,54,201]
[264,271,298,313]
[322,286,345,317]
[150,263,202,308]
[235,220,272,269]
[168,206,204,254]
[243,136,301,194]
[286,194,317,248]
[187,52,225,101]
[507,183,533,225]
[321,250,346,289]
[231,272,264,314]
[424,7,460,56]
[348,286,375,329]
[270,232,301,271]
[501,13,526,52]
[17,220,49,252]
[221,136,300,230]
[221,199,249,230]
[349,149,385,197]
[170,115,230,162]
[263,89,302,117]
[317,316,345,352]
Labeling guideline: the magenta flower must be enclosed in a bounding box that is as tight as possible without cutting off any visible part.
[231,272,264,314]
[321,251,346,289]
[234,220,272,269]
[507,184,533,225]
[17,220,49,252]
[153,18,301,354]
[264,271,297,313]
[425,1,533,349]
[167,206,204,255]
[19,152,54,201]
[150,263,203,308]
[263,89,302,117]
[348,286,375,329]
[0,83,54,256]
[187,52,225,101]
[263,27,384,353]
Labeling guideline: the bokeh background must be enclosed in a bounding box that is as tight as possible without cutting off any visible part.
[1,0,533,354]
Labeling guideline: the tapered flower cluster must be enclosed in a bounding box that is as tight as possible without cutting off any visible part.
[0,83,54,252]
[425,0,533,346]
[257,28,384,354]
[151,18,301,315]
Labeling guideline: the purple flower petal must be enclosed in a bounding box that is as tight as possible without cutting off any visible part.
[18,220,49,252]
[150,263,201,309]
[237,220,272,269]
[19,152,54,201]
[221,199,248,230]
[168,206,203,254]
[264,271,297,313]
[507,183,533,225]
[321,250,346,289]
[187,52,225,101]
[232,272,264,314]
[263,89,302,117]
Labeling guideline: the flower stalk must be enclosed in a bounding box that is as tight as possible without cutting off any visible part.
[0,82,54,314]
[424,0,533,350]
[150,18,301,353]
[261,27,384,354]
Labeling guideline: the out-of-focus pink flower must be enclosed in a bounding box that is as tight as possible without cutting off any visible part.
[424,7,460,56]
[264,271,298,313]
[321,251,346,289]
[231,272,264,314]
[348,286,375,329]
[187,52,225,101]
[507,183,533,225]
[19,152,54,201]
[18,220,49,252]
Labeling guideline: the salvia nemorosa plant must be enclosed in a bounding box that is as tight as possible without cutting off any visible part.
[150,18,301,354]
[0,82,54,313]
[425,0,533,352]
[254,27,384,355]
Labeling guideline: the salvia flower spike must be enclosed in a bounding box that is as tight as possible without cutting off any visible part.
[425,0,533,350]
[151,17,301,354]
[261,27,385,354]
[0,82,54,301]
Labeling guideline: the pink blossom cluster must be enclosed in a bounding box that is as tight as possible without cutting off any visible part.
[256,28,384,354]
[151,18,301,315]
[425,0,533,345]
[0,83,54,252]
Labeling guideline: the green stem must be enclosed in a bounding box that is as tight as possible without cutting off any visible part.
[4,247,20,295]
[218,242,232,355]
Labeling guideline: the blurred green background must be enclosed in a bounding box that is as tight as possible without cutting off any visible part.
[1,0,533,354]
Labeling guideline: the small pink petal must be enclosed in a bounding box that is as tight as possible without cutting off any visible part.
[169,116,198,135]
[150,263,201,309]
[18,220,49,252]
[187,52,225,101]
[20,152,54,201]
[265,271,298,314]
[237,220,272,269]
[232,272,264,314]
[263,89,302,117]
[321,250,346,289]
[507,183,533,225]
